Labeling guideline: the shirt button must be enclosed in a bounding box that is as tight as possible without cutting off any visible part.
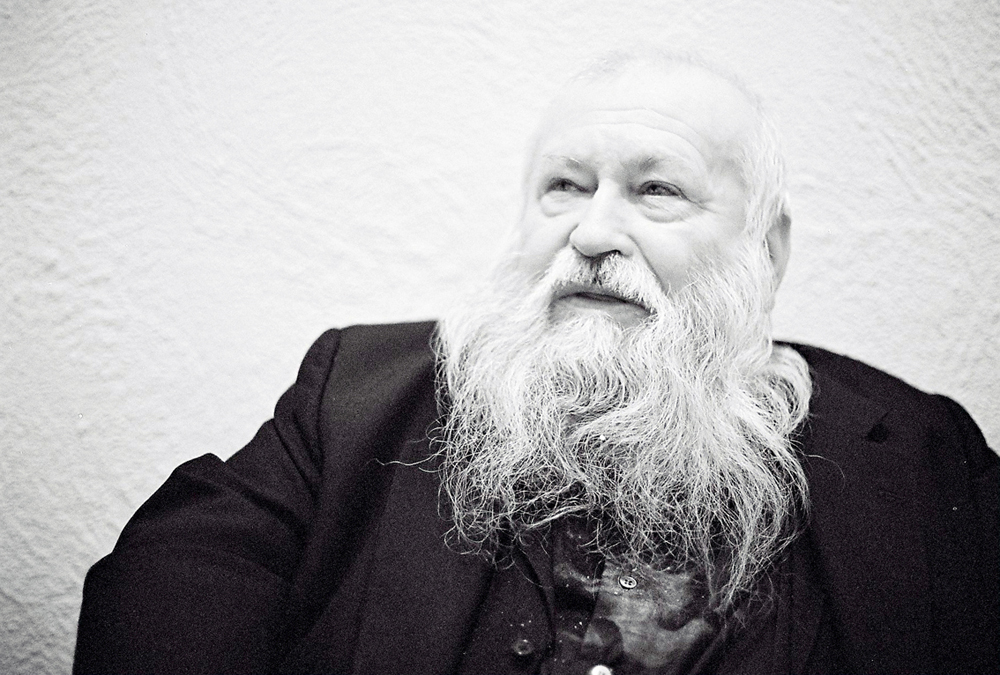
[589,665,613,675]
[618,575,637,589]
[511,638,534,657]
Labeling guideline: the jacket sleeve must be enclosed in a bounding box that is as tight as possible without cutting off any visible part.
[73,330,342,675]
[925,395,999,673]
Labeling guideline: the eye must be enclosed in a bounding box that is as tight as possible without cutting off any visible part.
[545,177,586,193]
[639,181,685,198]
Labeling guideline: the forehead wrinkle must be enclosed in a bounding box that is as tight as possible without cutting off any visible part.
[537,140,706,176]
[561,108,713,158]
[631,154,701,176]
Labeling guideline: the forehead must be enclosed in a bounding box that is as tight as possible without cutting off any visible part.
[531,64,757,177]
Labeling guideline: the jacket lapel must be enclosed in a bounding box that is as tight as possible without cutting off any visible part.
[776,529,827,674]
[351,450,492,675]
[795,368,934,672]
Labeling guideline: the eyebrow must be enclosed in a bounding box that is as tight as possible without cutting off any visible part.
[537,155,586,171]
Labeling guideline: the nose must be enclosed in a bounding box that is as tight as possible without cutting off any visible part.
[568,186,634,259]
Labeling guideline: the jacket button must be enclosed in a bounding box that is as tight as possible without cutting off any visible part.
[589,665,613,675]
[618,575,637,589]
[511,638,534,657]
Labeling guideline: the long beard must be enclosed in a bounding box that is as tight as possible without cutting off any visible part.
[434,244,812,610]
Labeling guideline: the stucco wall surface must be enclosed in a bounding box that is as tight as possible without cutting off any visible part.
[2,0,997,671]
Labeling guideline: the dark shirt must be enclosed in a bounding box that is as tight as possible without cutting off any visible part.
[460,518,779,675]
[545,518,722,675]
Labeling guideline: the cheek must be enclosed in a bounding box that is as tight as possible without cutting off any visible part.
[513,215,572,277]
[644,244,699,294]
[641,227,741,293]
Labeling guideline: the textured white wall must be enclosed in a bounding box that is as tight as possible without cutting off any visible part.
[2,0,997,671]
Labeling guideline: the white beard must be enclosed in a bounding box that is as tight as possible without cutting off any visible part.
[434,243,812,610]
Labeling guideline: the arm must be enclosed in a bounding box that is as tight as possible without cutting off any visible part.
[73,330,342,675]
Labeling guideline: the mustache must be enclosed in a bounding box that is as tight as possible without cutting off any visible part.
[542,250,666,314]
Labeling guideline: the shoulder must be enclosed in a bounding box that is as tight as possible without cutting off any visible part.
[289,321,439,414]
[330,320,439,371]
[784,341,935,412]
[781,341,984,441]
[302,321,441,466]
[309,321,439,406]
[301,321,438,375]
[782,340,995,485]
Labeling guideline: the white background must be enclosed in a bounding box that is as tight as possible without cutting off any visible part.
[2,0,998,670]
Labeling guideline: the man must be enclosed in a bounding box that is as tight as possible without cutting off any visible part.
[75,53,998,674]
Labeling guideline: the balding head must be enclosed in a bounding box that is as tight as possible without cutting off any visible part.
[546,56,760,167]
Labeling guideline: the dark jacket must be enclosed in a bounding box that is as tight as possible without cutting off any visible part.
[74,322,999,674]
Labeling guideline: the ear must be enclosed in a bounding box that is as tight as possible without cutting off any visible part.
[765,210,792,287]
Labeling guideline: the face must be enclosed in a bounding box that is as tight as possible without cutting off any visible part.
[515,64,759,327]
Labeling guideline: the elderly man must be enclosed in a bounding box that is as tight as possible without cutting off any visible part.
[75,54,998,674]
